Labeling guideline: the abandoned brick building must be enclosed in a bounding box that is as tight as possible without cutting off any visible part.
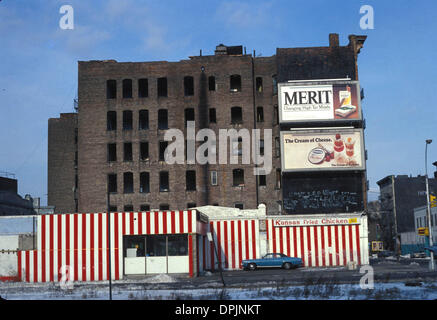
[48,33,367,214]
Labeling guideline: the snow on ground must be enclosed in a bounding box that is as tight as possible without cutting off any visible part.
[1,281,437,300]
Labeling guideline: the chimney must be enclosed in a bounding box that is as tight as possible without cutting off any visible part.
[329,33,339,47]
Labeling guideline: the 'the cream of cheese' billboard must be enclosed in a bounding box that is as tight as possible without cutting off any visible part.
[280,128,365,172]
[278,80,362,123]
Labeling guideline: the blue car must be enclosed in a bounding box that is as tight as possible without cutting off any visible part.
[242,253,302,270]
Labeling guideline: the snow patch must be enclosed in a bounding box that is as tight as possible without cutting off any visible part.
[145,274,176,283]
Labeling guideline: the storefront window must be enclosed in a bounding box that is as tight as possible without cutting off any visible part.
[146,235,166,256]
[167,234,188,256]
[125,235,145,257]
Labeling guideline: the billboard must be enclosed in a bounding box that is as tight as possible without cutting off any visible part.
[281,128,365,172]
[278,80,362,123]
[282,172,365,215]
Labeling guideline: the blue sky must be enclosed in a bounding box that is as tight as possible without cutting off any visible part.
[0,0,436,205]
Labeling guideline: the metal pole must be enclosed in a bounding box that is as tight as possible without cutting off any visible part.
[425,140,435,271]
[107,192,113,299]
[391,175,399,257]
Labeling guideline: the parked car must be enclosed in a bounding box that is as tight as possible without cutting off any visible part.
[242,253,302,271]
[424,246,437,259]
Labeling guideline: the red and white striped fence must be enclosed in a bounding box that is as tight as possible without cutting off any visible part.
[17,210,201,282]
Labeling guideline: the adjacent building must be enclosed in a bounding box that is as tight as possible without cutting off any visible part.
[377,174,437,251]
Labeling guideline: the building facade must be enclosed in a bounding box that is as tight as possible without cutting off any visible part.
[48,34,367,215]
[377,174,437,251]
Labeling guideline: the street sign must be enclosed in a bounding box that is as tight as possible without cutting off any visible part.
[418,227,429,236]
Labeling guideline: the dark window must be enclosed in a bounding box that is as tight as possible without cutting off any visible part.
[276,169,281,189]
[209,108,216,123]
[140,172,150,193]
[272,75,278,95]
[231,106,242,124]
[139,110,149,130]
[158,109,168,129]
[186,170,196,191]
[138,78,148,98]
[211,171,218,186]
[187,203,196,209]
[159,141,168,161]
[157,77,167,97]
[140,204,150,212]
[259,139,264,156]
[124,172,134,193]
[273,105,279,125]
[233,169,244,186]
[146,235,166,256]
[124,142,132,161]
[213,203,219,206]
[140,142,149,160]
[184,76,194,96]
[122,79,132,98]
[256,77,263,92]
[208,76,216,91]
[124,205,133,212]
[259,174,266,186]
[168,234,188,256]
[123,110,133,130]
[108,174,117,193]
[109,205,117,213]
[159,204,169,211]
[230,74,241,92]
[107,80,116,99]
[74,151,78,166]
[235,203,244,210]
[184,108,195,126]
[108,143,117,162]
[257,107,264,122]
[107,111,116,131]
[125,235,145,257]
[159,171,169,192]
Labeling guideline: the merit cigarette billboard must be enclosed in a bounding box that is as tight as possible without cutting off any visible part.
[278,80,362,123]
[280,128,365,172]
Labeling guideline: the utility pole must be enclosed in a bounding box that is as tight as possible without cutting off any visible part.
[391,175,399,258]
[425,139,435,271]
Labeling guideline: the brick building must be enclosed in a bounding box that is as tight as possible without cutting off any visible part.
[48,33,367,214]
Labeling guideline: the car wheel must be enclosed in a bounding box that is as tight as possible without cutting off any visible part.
[248,263,257,271]
[283,262,292,270]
